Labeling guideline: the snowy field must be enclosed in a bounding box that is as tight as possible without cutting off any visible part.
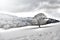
[0,11,59,40]
[0,22,59,40]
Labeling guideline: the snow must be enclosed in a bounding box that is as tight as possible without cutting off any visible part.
[0,10,60,40]
[0,0,60,40]
[0,22,59,40]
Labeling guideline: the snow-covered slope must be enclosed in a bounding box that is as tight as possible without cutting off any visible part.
[0,22,60,40]
[0,13,34,29]
[0,12,60,40]
[0,13,50,29]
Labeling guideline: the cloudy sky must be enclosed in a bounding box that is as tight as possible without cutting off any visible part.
[0,0,60,13]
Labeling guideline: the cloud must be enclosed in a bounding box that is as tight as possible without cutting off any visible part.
[0,0,40,12]
[0,0,60,12]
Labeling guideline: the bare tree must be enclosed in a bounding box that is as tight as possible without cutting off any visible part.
[33,13,47,28]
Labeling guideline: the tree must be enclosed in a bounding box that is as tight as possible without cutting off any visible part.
[33,13,47,28]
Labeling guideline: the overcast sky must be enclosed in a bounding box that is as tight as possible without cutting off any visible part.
[0,0,60,13]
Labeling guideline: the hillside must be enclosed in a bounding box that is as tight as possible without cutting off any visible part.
[0,13,33,29]
[0,22,60,40]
